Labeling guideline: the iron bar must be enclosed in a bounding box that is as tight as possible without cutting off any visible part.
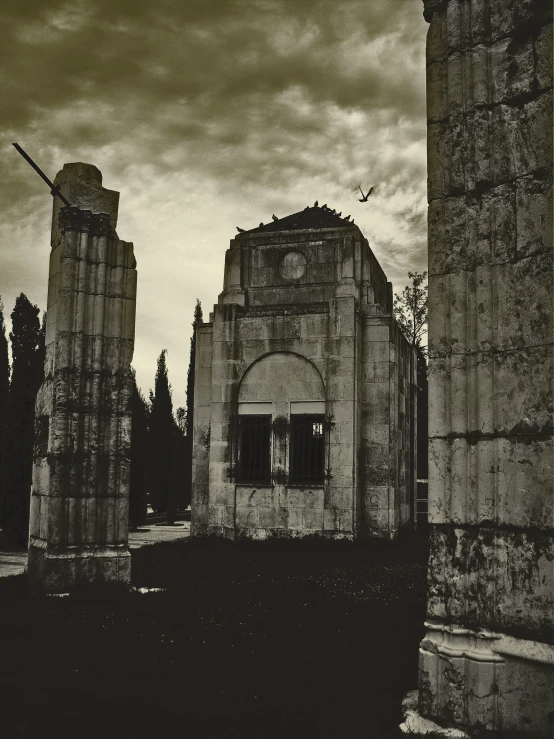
[236,414,271,484]
[12,143,72,206]
[289,414,325,485]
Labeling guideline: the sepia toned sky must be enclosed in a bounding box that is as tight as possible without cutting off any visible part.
[0,0,428,410]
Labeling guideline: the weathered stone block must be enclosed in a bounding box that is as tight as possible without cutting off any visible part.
[428,437,553,529]
[535,21,553,91]
[469,45,490,107]
[493,92,553,183]
[337,508,353,532]
[258,507,278,528]
[516,174,553,258]
[323,486,351,511]
[490,36,535,104]
[288,508,303,529]
[303,489,324,509]
[323,508,337,531]
[427,525,554,640]
[490,0,552,42]
[208,504,224,526]
[427,121,447,201]
[428,92,553,201]
[210,480,235,506]
[236,486,275,509]
[303,508,324,530]
[430,345,552,439]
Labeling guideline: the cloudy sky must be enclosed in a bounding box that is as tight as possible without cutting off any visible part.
[0,0,428,410]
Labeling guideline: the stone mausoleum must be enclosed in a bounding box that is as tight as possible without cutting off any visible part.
[191,205,417,540]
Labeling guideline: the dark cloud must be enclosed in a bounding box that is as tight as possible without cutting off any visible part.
[0,0,428,405]
[1,1,425,132]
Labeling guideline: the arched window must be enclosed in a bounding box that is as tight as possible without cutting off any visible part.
[234,353,326,485]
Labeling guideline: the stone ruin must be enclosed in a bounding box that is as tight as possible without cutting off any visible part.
[23,2,554,733]
[412,0,554,736]
[28,163,137,592]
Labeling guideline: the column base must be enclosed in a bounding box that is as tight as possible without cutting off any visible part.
[28,541,131,593]
[418,622,554,736]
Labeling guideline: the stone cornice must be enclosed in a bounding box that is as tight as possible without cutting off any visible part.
[240,302,329,317]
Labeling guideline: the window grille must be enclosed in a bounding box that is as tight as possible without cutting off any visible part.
[236,414,272,484]
[289,414,325,485]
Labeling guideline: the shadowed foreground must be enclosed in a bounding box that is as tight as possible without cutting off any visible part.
[0,538,427,738]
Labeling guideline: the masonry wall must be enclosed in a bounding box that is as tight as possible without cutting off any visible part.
[190,324,213,535]
[234,229,388,311]
[390,320,417,533]
[419,0,553,734]
[361,316,416,538]
[194,298,360,540]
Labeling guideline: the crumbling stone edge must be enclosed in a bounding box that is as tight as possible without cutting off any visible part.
[400,690,469,738]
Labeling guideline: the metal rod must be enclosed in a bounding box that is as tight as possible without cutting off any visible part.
[12,143,72,207]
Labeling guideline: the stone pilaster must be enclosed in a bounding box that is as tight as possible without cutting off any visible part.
[218,241,246,306]
[206,303,242,538]
[419,0,553,734]
[28,164,136,592]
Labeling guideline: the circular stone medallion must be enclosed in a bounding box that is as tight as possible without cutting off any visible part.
[279,251,307,280]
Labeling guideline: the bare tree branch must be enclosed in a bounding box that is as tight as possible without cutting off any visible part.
[393,271,428,352]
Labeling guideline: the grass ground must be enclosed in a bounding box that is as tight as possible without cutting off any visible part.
[0,537,428,739]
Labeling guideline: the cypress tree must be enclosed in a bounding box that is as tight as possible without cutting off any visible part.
[183,300,203,511]
[1,294,45,546]
[185,299,203,438]
[149,350,174,516]
[0,298,11,521]
[129,371,149,531]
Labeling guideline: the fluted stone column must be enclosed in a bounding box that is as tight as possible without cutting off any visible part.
[418,0,553,735]
[28,164,137,592]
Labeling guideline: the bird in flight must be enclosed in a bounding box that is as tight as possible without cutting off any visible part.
[358,185,374,202]
[236,226,246,233]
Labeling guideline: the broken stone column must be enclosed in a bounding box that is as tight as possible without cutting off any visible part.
[418,0,553,735]
[28,163,137,591]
